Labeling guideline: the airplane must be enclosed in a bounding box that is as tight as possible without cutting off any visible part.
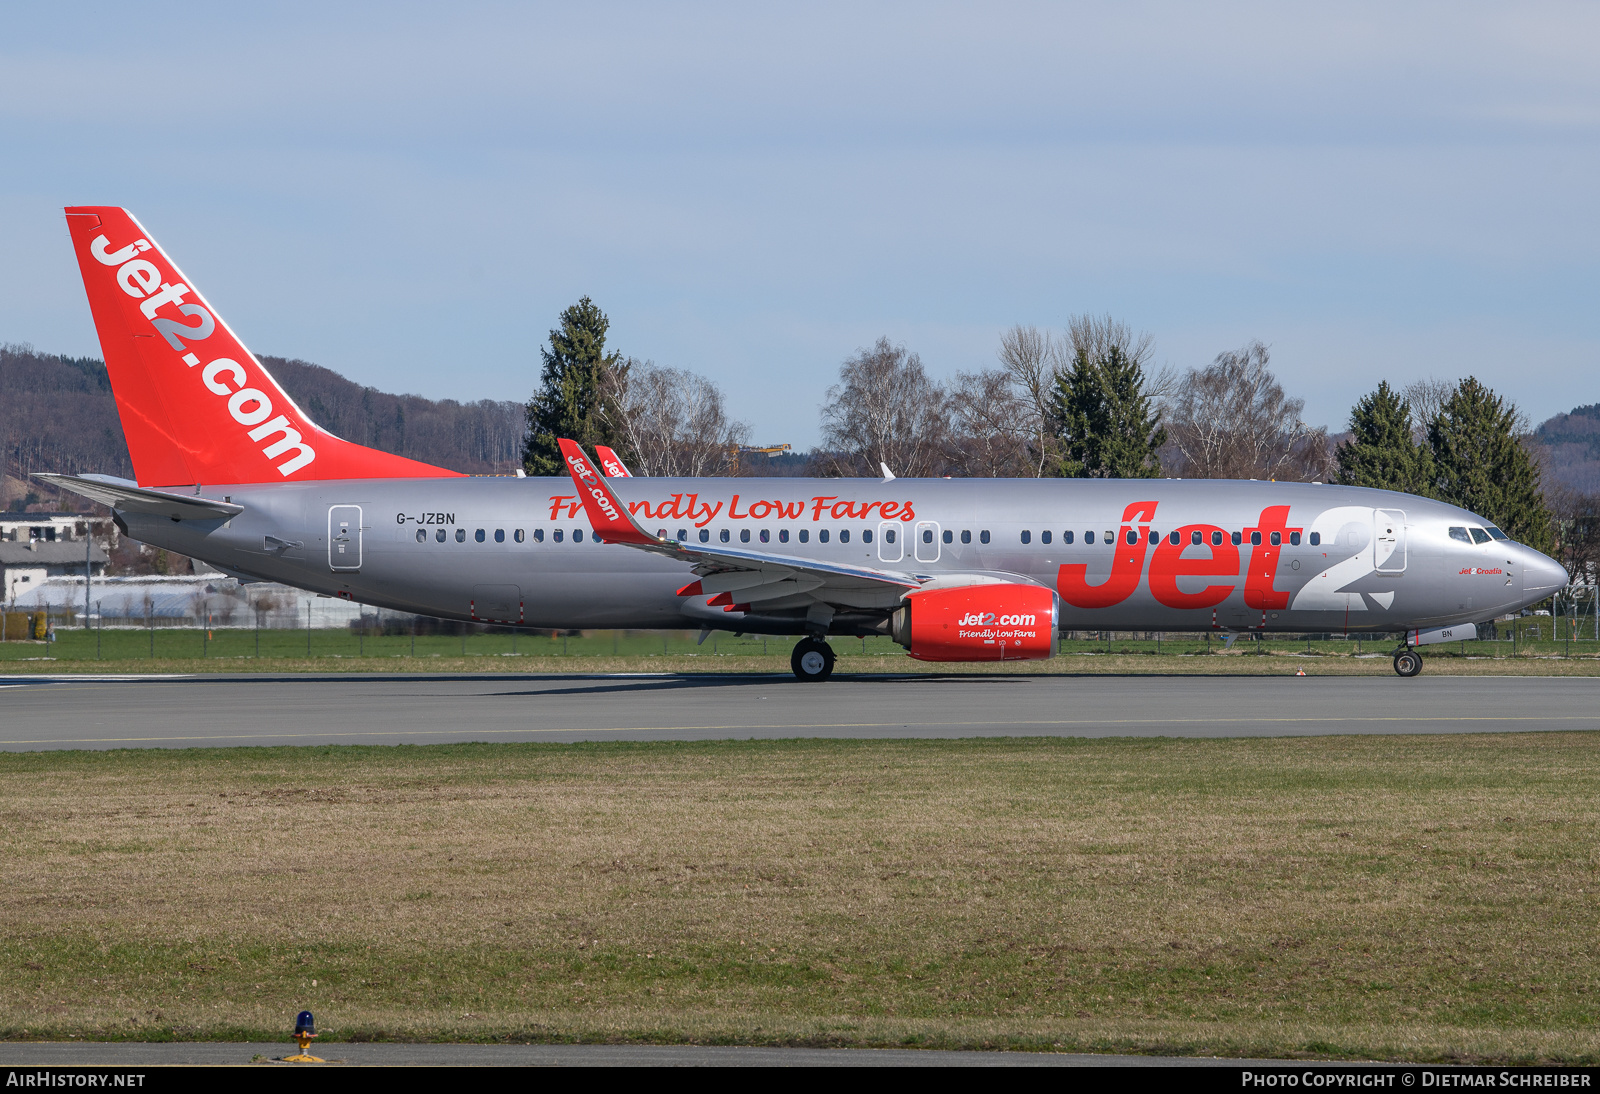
[40,206,1569,681]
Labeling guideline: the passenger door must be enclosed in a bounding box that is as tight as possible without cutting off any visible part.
[1374,509,1406,573]
[328,505,362,572]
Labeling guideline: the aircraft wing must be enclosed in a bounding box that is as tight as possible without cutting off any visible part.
[558,439,923,611]
[35,472,245,521]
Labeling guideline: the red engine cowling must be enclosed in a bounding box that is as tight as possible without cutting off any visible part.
[892,583,1059,662]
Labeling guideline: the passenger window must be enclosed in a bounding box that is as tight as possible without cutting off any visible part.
[1020,530,1031,544]
[699,529,710,542]
[862,529,872,543]
[514,529,525,542]
[778,529,788,543]
[1041,530,1051,545]
[456,528,467,543]
[1448,527,1471,543]
[677,528,688,540]
[942,530,953,544]
[532,528,544,543]
[1125,530,1137,546]
[1085,531,1094,544]
[554,529,564,543]
[961,530,971,544]
[1104,530,1112,542]
[720,529,730,543]
[885,529,895,543]
[1063,530,1074,544]
[415,529,425,543]
[820,529,830,543]
[1309,531,1320,546]
[1470,527,1492,544]
[979,530,990,544]
[1189,530,1200,545]
[475,528,486,542]
[1170,531,1181,546]
[840,529,851,543]
[740,529,750,543]
[1250,531,1261,546]
[495,529,505,543]
[1231,531,1242,546]
[799,529,810,543]
[1269,531,1280,546]
[760,529,770,543]
[924,529,935,544]
[436,529,446,542]
[574,528,584,542]
[1211,531,1223,546]
[1289,531,1300,546]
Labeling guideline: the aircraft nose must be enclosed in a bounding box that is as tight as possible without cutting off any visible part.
[1520,546,1568,593]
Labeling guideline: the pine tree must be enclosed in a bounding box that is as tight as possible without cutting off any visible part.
[522,297,626,475]
[1335,380,1434,494]
[1050,344,1164,478]
[1428,377,1553,552]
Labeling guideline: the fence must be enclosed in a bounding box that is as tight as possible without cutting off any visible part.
[1,616,1591,664]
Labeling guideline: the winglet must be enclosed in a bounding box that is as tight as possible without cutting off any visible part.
[557,439,659,545]
[595,446,633,477]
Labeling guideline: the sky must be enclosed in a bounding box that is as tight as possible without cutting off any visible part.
[2,2,1597,448]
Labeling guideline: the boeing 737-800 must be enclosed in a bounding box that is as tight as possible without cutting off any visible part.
[39,207,1569,680]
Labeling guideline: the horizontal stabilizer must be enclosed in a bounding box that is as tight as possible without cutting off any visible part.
[34,472,244,521]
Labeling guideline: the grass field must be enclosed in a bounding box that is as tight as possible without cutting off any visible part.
[2,735,1598,1061]
[5,625,1600,676]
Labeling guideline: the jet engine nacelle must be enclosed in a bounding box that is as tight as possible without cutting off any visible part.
[891,583,1059,662]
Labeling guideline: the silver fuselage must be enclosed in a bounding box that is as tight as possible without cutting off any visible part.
[121,475,1567,636]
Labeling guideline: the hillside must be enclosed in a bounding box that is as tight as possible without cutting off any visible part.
[1534,404,1600,495]
[1,344,526,509]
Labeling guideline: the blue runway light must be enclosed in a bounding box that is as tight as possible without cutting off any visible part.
[294,1010,315,1035]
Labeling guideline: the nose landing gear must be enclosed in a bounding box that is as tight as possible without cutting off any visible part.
[1392,648,1423,677]
[791,637,836,682]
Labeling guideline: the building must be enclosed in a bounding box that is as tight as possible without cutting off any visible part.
[1,513,119,608]
[2,539,109,608]
[8,574,376,629]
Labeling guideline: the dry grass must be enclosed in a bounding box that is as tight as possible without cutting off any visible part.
[1,735,1598,1061]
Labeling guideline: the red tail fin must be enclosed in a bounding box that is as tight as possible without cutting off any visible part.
[594,445,632,477]
[64,207,462,487]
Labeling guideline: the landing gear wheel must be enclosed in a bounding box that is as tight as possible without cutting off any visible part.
[1393,649,1423,677]
[791,637,836,682]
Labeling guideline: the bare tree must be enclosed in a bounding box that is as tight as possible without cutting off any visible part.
[1164,341,1330,480]
[1401,377,1458,440]
[818,338,949,477]
[603,359,750,477]
[946,369,1034,477]
[996,325,1059,476]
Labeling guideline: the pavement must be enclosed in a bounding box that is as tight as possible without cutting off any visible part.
[0,1042,1304,1066]
[0,671,1596,750]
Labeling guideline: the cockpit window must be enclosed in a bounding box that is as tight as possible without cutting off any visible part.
[1470,527,1492,544]
[1448,526,1472,543]
[1486,526,1509,541]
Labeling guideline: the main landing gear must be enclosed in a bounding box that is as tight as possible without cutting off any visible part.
[791,637,836,682]
[1392,648,1423,678]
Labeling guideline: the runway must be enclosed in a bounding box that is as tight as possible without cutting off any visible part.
[1,671,1597,750]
